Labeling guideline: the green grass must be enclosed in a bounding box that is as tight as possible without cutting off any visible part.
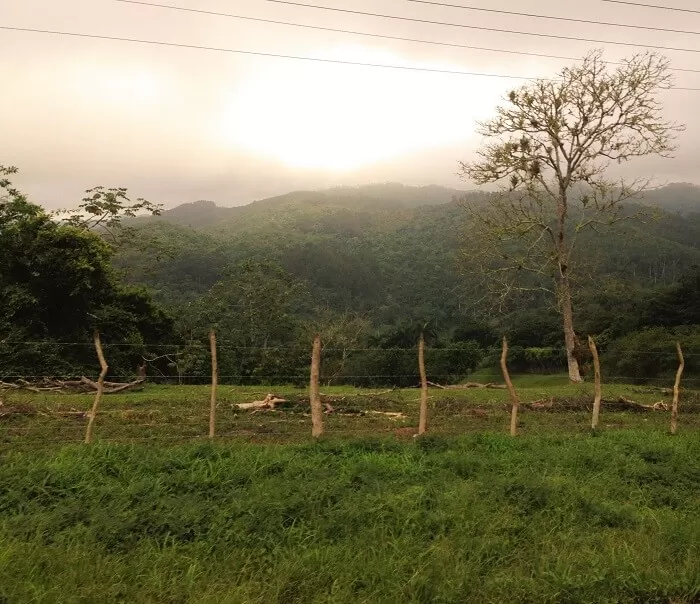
[1,382,699,602]
[2,379,698,449]
[0,434,699,603]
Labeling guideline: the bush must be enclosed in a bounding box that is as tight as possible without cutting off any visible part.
[602,325,700,382]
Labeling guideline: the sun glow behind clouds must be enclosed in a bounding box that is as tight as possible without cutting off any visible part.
[76,63,168,108]
[218,46,507,172]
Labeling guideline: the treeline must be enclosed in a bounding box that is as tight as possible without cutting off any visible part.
[1,172,699,385]
[0,168,172,378]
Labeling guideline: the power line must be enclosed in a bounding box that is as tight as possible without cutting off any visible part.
[0,26,548,80]
[599,0,700,14]
[4,371,700,378]
[1,26,698,88]
[112,0,700,74]
[262,0,700,55]
[405,0,700,36]
[2,341,700,356]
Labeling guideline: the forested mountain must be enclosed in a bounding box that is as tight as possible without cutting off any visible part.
[105,182,700,382]
[3,174,699,384]
[119,182,700,312]
[136,183,469,230]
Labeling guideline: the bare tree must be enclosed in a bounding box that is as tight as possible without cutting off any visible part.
[458,50,684,382]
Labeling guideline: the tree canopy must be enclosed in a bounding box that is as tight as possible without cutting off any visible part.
[1,166,699,385]
[0,167,172,378]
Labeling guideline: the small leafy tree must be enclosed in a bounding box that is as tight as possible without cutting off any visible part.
[0,167,173,377]
[57,186,162,247]
[458,50,684,382]
[180,261,312,384]
[313,309,371,385]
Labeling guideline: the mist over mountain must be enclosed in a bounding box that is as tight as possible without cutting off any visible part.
[147,182,700,230]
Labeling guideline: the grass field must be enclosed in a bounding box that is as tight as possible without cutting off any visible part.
[2,375,699,447]
[1,378,699,602]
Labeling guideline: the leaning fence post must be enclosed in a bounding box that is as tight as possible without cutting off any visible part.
[500,336,519,436]
[209,329,218,439]
[588,336,603,430]
[310,334,324,438]
[85,330,108,444]
[671,342,685,435]
[418,333,429,435]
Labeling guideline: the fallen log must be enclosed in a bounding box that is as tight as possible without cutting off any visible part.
[102,379,146,394]
[607,396,668,412]
[80,376,146,394]
[425,381,506,390]
[427,381,447,390]
[463,382,507,389]
[319,389,394,397]
[236,393,288,411]
[0,381,57,393]
[368,410,407,420]
[1,377,145,394]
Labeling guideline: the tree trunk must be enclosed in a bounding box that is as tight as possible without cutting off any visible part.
[418,334,429,435]
[309,334,324,438]
[588,336,602,429]
[85,330,108,444]
[671,341,684,435]
[500,337,519,437]
[555,189,583,385]
[209,329,218,439]
[559,274,583,383]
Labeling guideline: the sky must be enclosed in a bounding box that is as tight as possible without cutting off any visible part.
[2,0,700,209]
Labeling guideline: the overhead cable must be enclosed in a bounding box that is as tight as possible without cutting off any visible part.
[261,0,700,55]
[112,0,700,74]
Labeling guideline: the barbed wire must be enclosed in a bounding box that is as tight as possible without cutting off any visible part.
[1,341,699,356]
[1,374,699,382]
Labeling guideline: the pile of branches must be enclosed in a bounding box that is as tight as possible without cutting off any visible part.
[0,376,145,394]
[519,396,669,413]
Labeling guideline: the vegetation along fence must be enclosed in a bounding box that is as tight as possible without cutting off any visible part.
[1,330,698,449]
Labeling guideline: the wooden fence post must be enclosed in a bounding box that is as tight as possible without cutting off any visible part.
[209,329,218,439]
[418,333,429,435]
[671,342,685,435]
[588,336,603,430]
[310,334,324,438]
[85,330,108,444]
[500,336,519,437]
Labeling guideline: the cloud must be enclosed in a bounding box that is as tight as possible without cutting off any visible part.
[3,0,699,208]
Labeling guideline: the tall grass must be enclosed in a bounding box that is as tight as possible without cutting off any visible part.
[1,432,699,603]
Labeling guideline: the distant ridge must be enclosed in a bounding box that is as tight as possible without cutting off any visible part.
[146,182,699,231]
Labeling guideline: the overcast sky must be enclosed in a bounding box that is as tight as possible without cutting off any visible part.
[3,0,700,209]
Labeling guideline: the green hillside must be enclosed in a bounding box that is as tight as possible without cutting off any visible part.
[101,182,700,383]
[119,182,700,311]
[4,168,698,383]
